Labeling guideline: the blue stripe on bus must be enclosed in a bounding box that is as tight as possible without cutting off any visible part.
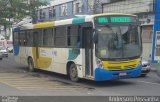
[14,46,20,56]
[94,65,142,81]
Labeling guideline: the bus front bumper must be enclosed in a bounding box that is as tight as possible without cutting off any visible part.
[94,65,142,81]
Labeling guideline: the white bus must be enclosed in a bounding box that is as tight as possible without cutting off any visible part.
[13,13,142,81]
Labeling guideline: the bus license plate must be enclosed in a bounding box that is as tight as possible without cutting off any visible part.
[119,72,127,76]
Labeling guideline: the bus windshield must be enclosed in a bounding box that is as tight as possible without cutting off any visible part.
[95,24,142,60]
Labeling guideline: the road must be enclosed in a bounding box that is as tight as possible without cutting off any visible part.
[0,53,160,96]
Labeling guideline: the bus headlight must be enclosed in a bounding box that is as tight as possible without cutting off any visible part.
[96,59,103,69]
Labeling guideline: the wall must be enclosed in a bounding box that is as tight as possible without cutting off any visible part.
[142,43,152,60]
[103,0,154,14]
[37,0,95,22]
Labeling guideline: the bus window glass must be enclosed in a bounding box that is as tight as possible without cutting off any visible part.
[96,25,141,59]
[55,26,66,47]
[26,31,33,46]
[34,29,43,46]
[67,26,80,47]
[19,31,26,46]
[43,28,53,47]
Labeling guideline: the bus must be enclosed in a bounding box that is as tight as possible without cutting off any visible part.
[13,13,142,82]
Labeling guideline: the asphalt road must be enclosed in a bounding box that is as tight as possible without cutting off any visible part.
[0,53,160,97]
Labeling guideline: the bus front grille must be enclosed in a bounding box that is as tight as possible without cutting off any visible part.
[102,59,140,70]
[124,64,137,69]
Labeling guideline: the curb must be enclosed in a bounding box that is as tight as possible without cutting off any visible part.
[150,63,159,72]
[150,67,157,72]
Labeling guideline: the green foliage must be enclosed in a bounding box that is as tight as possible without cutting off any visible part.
[0,0,47,27]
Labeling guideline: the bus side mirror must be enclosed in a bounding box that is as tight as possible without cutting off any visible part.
[93,31,98,43]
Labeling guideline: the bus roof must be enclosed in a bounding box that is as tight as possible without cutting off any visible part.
[14,13,136,30]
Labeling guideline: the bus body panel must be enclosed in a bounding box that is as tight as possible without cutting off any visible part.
[15,46,85,78]
[14,46,33,66]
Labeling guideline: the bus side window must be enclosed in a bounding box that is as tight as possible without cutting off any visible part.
[54,26,67,47]
[26,30,33,46]
[19,31,26,46]
[43,28,53,47]
[67,25,80,47]
[34,29,43,47]
[33,30,39,46]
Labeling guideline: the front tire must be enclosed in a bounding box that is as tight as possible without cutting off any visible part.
[69,64,79,82]
[28,58,35,72]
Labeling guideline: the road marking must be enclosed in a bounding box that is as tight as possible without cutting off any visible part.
[0,73,87,91]
[138,81,160,86]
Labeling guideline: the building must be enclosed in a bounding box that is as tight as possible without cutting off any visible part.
[36,0,108,22]
[102,0,155,60]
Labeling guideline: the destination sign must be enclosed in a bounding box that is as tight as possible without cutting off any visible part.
[95,16,137,24]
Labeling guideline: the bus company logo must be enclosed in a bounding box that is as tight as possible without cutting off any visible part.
[2,96,18,102]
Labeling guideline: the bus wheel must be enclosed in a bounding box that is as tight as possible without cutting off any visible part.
[28,58,35,72]
[69,64,79,82]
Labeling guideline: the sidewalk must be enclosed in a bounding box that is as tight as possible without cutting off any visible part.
[150,63,158,72]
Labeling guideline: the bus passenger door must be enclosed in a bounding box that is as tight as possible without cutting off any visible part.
[82,27,93,77]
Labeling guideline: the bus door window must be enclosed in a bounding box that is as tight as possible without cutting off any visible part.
[82,26,93,76]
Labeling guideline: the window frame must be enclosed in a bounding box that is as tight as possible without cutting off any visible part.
[54,26,67,48]
[43,28,54,47]
[67,24,81,48]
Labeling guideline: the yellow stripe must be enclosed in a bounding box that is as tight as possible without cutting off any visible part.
[32,47,52,69]
[33,22,55,29]
[32,47,37,67]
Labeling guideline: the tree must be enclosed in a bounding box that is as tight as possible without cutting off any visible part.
[27,0,48,23]
[0,0,47,29]
[0,0,47,39]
